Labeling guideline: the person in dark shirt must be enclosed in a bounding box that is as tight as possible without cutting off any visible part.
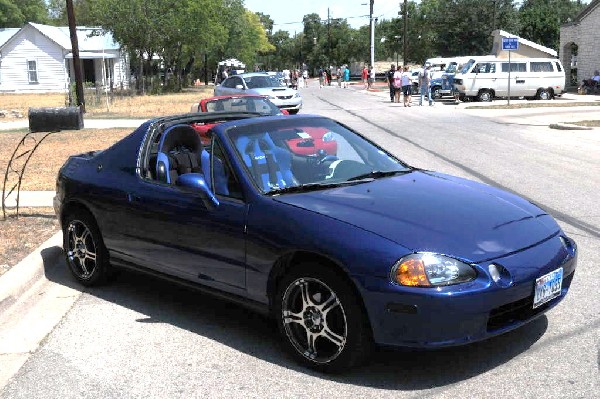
[386,64,396,103]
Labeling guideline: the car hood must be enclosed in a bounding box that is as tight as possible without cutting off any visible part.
[274,171,560,262]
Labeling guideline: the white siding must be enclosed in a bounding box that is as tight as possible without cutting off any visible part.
[0,25,68,93]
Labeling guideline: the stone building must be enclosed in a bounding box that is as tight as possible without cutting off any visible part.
[560,0,600,87]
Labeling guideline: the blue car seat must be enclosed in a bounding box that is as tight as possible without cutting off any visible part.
[156,124,203,184]
[236,133,296,191]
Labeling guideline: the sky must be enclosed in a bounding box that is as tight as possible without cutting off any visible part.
[243,0,405,35]
[243,0,592,35]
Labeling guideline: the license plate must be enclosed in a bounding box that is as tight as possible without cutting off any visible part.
[533,267,563,309]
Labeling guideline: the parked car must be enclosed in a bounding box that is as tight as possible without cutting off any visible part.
[55,113,577,372]
[215,72,302,114]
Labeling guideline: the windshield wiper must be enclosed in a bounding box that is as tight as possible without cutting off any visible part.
[268,181,360,195]
[347,169,413,181]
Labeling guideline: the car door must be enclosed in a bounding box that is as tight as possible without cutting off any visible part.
[119,141,248,295]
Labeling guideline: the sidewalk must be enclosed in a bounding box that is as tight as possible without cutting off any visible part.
[3,191,55,208]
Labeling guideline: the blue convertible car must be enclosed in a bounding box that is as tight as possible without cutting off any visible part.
[54,113,577,372]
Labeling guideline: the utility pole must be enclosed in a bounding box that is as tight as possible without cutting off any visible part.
[327,8,331,67]
[369,0,375,69]
[402,0,408,66]
[66,0,85,112]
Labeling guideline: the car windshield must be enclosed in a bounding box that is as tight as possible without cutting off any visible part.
[206,97,280,115]
[244,75,284,89]
[226,117,412,194]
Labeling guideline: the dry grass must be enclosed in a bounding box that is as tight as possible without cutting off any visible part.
[570,120,600,127]
[0,128,133,191]
[0,207,59,273]
[0,87,213,120]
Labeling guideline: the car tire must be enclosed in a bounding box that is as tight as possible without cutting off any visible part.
[63,209,111,286]
[288,109,299,115]
[477,89,493,102]
[275,262,372,372]
[431,87,442,99]
[536,88,551,100]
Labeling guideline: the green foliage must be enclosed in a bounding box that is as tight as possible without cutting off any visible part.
[519,0,585,51]
[0,0,47,27]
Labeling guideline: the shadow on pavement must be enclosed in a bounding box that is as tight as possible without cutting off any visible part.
[44,259,547,389]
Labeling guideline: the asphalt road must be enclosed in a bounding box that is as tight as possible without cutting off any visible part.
[1,83,599,398]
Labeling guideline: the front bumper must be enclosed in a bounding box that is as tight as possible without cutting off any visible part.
[359,235,577,348]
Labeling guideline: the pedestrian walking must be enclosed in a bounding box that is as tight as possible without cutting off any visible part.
[419,63,434,106]
[337,67,342,87]
[319,67,325,88]
[387,64,396,102]
[343,65,350,89]
[393,66,403,103]
[368,66,375,89]
[401,66,413,107]
[302,69,308,87]
[362,65,369,89]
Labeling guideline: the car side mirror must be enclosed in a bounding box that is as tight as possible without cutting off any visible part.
[235,84,244,90]
[176,173,219,210]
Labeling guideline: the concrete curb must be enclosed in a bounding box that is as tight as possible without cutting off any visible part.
[0,231,63,315]
[549,123,594,130]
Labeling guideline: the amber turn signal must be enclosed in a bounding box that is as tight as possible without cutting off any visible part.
[395,258,431,287]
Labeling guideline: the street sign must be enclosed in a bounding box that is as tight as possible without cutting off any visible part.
[502,37,519,51]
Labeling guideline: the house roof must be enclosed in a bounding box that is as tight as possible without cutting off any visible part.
[1,23,120,53]
[0,28,19,48]
[493,29,558,57]
[29,23,120,51]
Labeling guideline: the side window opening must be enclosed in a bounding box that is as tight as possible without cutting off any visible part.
[210,138,243,199]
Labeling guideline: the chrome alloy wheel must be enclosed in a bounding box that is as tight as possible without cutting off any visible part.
[282,277,347,364]
[66,220,97,280]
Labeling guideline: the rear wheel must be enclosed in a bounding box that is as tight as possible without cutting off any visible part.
[275,263,372,372]
[477,89,493,102]
[63,209,110,286]
[536,88,551,100]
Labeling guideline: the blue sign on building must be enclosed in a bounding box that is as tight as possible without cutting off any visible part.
[502,37,519,51]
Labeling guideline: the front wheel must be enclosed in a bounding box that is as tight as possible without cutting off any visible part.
[477,89,493,102]
[275,263,372,372]
[431,86,442,99]
[536,88,551,100]
[63,209,111,286]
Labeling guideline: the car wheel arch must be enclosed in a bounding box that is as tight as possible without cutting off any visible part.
[60,200,96,228]
[266,251,371,324]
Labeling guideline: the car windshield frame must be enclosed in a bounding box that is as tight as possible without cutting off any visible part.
[223,117,412,194]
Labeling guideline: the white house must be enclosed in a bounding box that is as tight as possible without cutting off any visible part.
[560,0,600,87]
[0,22,129,93]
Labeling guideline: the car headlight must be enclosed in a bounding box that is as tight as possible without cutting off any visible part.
[294,92,301,98]
[322,132,334,142]
[268,95,278,100]
[390,253,476,287]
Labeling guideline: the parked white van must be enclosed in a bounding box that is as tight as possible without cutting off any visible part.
[453,57,565,102]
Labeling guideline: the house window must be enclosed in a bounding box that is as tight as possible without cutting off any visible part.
[27,60,38,83]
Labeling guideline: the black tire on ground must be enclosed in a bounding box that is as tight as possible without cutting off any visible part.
[477,89,493,102]
[288,109,299,115]
[431,86,442,99]
[274,262,373,373]
[536,88,551,100]
[63,209,111,286]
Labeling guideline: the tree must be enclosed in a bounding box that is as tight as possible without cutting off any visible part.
[48,0,96,26]
[519,0,585,51]
[0,0,47,28]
